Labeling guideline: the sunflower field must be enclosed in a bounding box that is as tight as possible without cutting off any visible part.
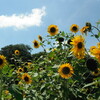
[0,22,100,100]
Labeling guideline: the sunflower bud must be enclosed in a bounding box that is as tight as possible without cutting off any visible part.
[86,22,92,32]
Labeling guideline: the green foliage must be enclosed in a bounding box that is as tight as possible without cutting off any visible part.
[8,84,23,100]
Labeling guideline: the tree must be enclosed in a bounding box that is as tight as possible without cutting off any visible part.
[0,44,32,63]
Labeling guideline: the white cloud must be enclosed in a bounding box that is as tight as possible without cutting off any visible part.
[0,6,46,29]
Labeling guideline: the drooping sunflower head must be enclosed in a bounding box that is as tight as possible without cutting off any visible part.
[47,25,59,36]
[0,55,7,69]
[32,40,40,48]
[22,73,32,84]
[38,35,43,41]
[70,24,79,33]
[14,50,20,55]
[86,22,92,32]
[86,58,98,71]
[58,63,74,79]
[70,35,85,59]
[80,26,89,35]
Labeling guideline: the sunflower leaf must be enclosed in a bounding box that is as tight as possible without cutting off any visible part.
[98,32,100,37]
[82,80,100,88]
[8,84,23,100]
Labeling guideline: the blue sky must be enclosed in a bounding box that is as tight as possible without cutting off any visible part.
[0,0,100,54]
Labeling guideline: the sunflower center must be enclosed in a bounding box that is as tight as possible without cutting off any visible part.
[50,27,56,33]
[24,76,29,82]
[62,67,70,75]
[19,69,22,72]
[0,59,3,65]
[77,42,83,49]
[34,42,38,46]
[16,52,19,54]
[72,26,77,31]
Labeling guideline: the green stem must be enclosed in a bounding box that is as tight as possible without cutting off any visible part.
[92,26,100,33]
[91,31,100,42]
[41,45,47,53]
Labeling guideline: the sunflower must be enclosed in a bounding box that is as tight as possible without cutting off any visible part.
[14,50,20,55]
[32,40,40,48]
[70,35,85,59]
[86,22,92,32]
[97,42,100,49]
[17,67,24,73]
[0,55,7,69]
[22,73,32,84]
[80,26,89,35]
[91,68,100,76]
[27,62,32,69]
[58,63,74,79]
[52,48,57,52]
[5,90,9,95]
[38,35,43,41]
[90,46,97,54]
[92,48,100,62]
[47,25,59,36]
[70,24,79,33]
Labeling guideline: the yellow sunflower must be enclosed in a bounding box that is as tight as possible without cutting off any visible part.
[80,26,89,35]
[91,68,100,76]
[5,90,9,95]
[90,46,97,54]
[70,35,85,59]
[92,48,100,62]
[17,68,24,73]
[14,50,20,55]
[58,63,74,79]
[38,35,43,41]
[22,73,32,84]
[70,24,79,33]
[47,25,59,36]
[32,40,40,48]
[97,42,100,49]
[27,62,32,69]
[0,55,7,69]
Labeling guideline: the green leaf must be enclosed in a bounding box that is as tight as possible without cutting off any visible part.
[82,80,100,88]
[61,31,65,36]
[47,41,51,44]
[95,34,99,38]
[8,84,23,100]
[2,65,10,74]
[98,32,100,37]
